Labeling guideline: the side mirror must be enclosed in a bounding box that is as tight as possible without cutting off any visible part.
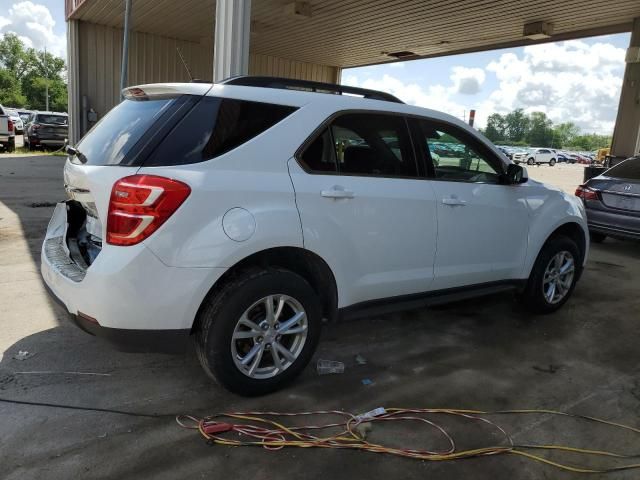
[505,163,528,184]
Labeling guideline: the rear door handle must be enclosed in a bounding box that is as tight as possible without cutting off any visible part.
[442,197,466,206]
[321,186,355,199]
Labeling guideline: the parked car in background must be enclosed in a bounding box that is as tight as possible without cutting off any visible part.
[0,104,16,152]
[569,153,591,165]
[5,108,24,134]
[17,110,33,125]
[576,156,640,242]
[513,148,557,166]
[41,78,589,395]
[24,111,69,150]
[556,151,574,163]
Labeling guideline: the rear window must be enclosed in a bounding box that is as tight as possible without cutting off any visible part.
[605,157,640,180]
[36,114,68,125]
[144,97,297,166]
[76,97,175,165]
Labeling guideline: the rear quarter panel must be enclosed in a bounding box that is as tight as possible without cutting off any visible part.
[138,105,326,268]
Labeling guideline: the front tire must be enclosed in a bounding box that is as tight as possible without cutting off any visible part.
[527,158,535,165]
[521,236,580,314]
[195,268,322,396]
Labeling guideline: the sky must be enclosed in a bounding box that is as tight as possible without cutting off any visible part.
[344,33,630,135]
[0,1,631,135]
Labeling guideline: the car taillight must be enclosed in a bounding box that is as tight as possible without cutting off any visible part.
[7,119,13,132]
[32,124,40,130]
[575,184,598,201]
[107,175,191,246]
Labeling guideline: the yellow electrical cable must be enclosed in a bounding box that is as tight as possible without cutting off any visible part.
[182,407,640,474]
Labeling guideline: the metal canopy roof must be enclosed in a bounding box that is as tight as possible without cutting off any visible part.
[68,0,640,68]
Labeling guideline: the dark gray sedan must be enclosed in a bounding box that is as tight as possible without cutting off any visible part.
[576,157,640,242]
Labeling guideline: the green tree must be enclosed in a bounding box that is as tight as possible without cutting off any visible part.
[552,122,580,149]
[0,33,34,81]
[0,69,26,106]
[504,108,530,142]
[22,76,67,111]
[0,33,67,111]
[483,113,507,142]
[568,134,611,151]
[527,111,554,147]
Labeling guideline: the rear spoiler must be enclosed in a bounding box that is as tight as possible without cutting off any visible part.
[122,83,213,100]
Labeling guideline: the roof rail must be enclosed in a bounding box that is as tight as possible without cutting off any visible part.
[219,76,404,104]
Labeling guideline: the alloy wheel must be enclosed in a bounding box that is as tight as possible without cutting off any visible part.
[542,251,575,304]
[231,294,308,379]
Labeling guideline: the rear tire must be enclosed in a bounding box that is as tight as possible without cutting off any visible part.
[589,231,606,243]
[195,268,322,396]
[549,159,556,166]
[521,236,580,314]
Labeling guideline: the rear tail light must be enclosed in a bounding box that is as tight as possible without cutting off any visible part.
[575,184,599,201]
[107,175,191,246]
[32,124,40,130]
[7,119,13,132]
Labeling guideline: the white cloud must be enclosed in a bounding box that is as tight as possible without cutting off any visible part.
[450,66,485,95]
[485,40,625,133]
[0,2,66,58]
[344,39,626,135]
[343,73,474,123]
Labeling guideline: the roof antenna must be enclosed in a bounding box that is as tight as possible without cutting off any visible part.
[176,47,200,82]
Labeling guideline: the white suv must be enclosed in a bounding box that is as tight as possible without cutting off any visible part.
[42,78,588,395]
[513,148,557,166]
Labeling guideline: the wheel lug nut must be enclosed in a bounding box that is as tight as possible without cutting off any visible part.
[257,337,263,343]
[274,323,279,330]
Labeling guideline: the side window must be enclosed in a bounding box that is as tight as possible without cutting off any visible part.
[331,113,418,178]
[299,129,337,173]
[417,120,502,183]
[145,97,297,166]
[202,99,296,159]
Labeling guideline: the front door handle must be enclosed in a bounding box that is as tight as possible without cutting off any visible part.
[442,197,466,206]
[321,186,355,199]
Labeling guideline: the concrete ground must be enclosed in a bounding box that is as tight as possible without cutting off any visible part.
[1,157,640,479]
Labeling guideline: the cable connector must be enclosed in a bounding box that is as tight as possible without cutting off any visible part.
[202,422,233,435]
[355,407,386,422]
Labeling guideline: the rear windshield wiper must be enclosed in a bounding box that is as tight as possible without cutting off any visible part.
[66,145,88,164]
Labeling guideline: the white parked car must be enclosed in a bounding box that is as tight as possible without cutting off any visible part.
[42,78,589,395]
[512,148,557,166]
[5,108,24,134]
[0,104,16,152]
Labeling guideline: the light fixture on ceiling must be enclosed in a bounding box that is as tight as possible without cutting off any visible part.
[523,21,554,40]
[386,51,419,60]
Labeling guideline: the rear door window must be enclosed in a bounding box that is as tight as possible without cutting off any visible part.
[298,129,338,173]
[145,97,297,166]
[330,113,417,177]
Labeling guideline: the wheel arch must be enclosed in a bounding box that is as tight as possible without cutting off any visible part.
[191,247,339,334]
[527,221,587,278]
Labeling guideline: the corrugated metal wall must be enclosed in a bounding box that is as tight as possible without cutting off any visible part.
[76,21,339,127]
[249,54,338,83]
